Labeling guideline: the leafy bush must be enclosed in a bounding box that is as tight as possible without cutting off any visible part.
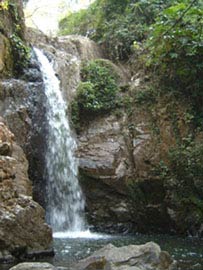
[71,59,119,128]
[145,0,203,117]
[168,140,203,196]
[10,34,30,74]
[156,138,203,233]
[79,59,119,111]
[134,87,156,105]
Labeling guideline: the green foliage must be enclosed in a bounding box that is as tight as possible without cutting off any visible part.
[145,0,203,120]
[10,34,30,74]
[157,137,203,197]
[168,140,203,195]
[77,81,98,110]
[0,0,30,75]
[59,8,96,36]
[155,137,203,232]
[0,0,9,10]
[60,0,202,121]
[59,0,173,60]
[79,60,119,111]
[71,59,119,128]
[134,87,156,105]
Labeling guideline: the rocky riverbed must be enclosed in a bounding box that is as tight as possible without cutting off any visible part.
[9,241,176,270]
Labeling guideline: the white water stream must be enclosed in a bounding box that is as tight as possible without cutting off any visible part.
[34,48,87,235]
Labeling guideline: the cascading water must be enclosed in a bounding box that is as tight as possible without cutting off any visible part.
[34,48,86,234]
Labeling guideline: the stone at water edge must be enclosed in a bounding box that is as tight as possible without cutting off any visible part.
[9,262,57,270]
[9,263,69,270]
[75,241,177,270]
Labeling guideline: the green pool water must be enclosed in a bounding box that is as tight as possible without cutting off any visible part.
[51,233,203,270]
[1,233,202,270]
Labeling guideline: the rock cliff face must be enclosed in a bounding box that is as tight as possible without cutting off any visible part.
[77,114,134,233]
[0,0,52,262]
[77,85,194,234]
[0,120,52,262]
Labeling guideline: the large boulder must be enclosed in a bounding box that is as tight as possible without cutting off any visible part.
[0,121,52,262]
[75,242,176,270]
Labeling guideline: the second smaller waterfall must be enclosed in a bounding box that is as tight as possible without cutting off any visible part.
[34,48,86,233]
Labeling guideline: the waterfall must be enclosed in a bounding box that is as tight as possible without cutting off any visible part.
[34,48,86,233]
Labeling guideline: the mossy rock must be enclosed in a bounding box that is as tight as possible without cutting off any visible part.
[0,0,27,77]
[0,0,25,39]
[71,58,122,130]
[0,34,13,78]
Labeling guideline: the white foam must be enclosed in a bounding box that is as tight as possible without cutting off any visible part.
[34,48,86,232]
[53,230,109,239]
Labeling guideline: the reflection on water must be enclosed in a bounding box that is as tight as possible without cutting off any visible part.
[52,233,203,270]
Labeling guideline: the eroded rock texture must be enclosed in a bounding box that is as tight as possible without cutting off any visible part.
[76,74,199,235]
[0,60,47,208]
[0,121,52,262]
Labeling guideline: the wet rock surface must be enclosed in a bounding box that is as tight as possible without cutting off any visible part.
[75,242,176,270]
[0,54,48,207]
[0,121,52,262]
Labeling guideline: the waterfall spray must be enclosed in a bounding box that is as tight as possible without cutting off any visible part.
[34,48,86,233]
